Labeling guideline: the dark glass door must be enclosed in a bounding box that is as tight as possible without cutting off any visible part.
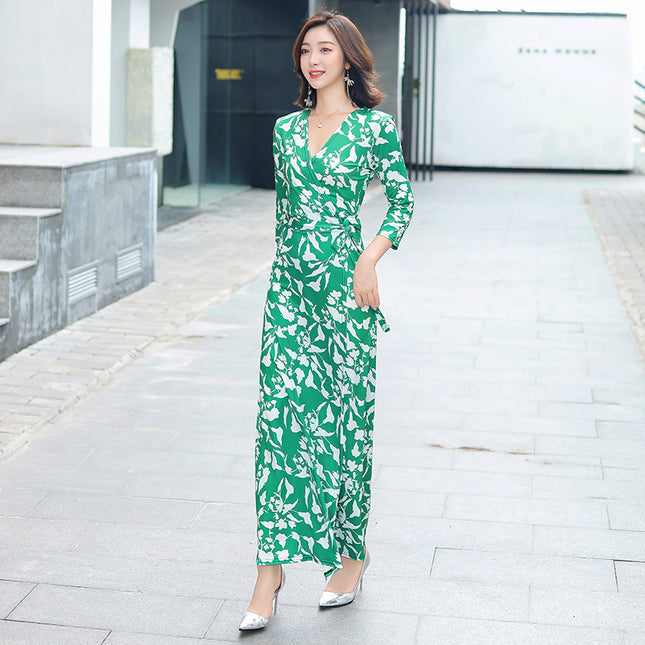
[163,0,308,205]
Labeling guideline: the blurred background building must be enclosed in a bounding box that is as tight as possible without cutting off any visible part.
[0,0,642,360]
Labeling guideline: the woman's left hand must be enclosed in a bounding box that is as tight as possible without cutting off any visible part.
[353,255,380,309]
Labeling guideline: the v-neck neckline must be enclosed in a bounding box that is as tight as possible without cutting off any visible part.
[305,107,362,160]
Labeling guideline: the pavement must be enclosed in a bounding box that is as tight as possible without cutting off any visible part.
[0,170,645,644]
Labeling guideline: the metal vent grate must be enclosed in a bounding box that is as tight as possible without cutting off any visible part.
[117,244,143,282]
[68,263,98,305]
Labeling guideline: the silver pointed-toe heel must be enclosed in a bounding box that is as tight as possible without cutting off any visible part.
[319,548,370,608]
[239,565,286,631]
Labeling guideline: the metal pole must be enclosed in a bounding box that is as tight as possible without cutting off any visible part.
[429,0,438,180]
[421,4,430,180]
[414,2,425,180]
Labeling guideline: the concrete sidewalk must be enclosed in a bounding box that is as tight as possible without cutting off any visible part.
[0,171,644,644]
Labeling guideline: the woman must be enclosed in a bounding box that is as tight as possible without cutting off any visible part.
[240,10,413,631]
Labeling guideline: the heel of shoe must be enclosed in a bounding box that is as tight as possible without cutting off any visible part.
[359,548,370,591]
[272,565,285,614]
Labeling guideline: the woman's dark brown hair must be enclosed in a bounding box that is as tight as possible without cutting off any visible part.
[293,11,385,109]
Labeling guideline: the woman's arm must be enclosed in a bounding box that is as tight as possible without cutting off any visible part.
[353,234,392,309]
[353,113,414,310]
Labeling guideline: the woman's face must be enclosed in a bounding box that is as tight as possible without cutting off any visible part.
[300,25,349,93]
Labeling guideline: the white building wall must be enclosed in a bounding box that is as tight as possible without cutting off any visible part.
[150,0,200,47]
[432,13,633,170]
[0,0,94,145]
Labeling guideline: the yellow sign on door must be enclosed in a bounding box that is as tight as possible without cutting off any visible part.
[215,68,244,80]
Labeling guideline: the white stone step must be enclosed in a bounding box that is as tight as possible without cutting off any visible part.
[0,207,61,261]
[0,207,61,218]
[0,259,37,273]
[0,318,8,328]
[0,259,37,319]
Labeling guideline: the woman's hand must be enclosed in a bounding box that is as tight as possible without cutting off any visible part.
[353,235,393,309]
[353,255,380,309]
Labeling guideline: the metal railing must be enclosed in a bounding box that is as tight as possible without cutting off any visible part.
[635,78,645,137]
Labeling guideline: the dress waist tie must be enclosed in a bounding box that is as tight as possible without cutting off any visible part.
[283,217,391,333]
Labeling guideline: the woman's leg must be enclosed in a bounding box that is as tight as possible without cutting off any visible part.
[323,554,366,592]
[246,564,283,617]
[323,306,376,592]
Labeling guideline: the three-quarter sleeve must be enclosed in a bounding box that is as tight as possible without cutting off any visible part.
[273,120,290,243]
[371,113,414,250]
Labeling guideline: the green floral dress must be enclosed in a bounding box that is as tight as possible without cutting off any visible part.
[254,107,414,579]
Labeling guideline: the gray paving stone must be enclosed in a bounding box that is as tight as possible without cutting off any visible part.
[601,453,645,470]
[0,487,47,516]
[388,426,535,455]
[603,466,645,483]
[535,435,645,460]
[7,583,222,637]
[369,488,445,518]
[37,420,178,449]
[533,525,645,561]
[0,517,91,551]
[358,540,436,579]
[4,440,94,468]
[224,455,254,478]
[26,491,202,528]
[421,364,538,386]
[368,514,533,553]
[623,631,645,645]
[374,465,533,497]
[539,401,645,422]
[460,413,598,437]
[443,494,608,528]
[358,575,529,621]
[452,449,602,479]
[141,559,263,602]
[104,633,231,644]
[376,406,464,432]
[75,523,256,564]
[598,421,645,440]
[0,546,158,591]
[0,620,108,644]
[615,561,645,594]
[126,472,254,504]
[0,580,34,619]
[206,598,419,645]
[608,502,645,531]
[0,461,136,495]
[531,474,645,501]
[189,502,256,533]
[529,586,645,630]
[415,615,623,645]
[468,381,593,404]
[593,389,645,407]
[78,445,237,476]
[373,442,454,469]
[430,547,617,591]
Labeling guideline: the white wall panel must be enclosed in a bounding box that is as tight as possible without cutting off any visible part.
[0,0,93,145]
[432,13,633,170]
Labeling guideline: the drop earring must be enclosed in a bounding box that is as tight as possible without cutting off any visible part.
[344,68,354,100]
[304,84,313,108]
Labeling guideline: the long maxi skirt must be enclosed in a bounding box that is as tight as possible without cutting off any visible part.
[253,222,383,579]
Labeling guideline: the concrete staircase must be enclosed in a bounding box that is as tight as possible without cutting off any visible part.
[0,206,63,358]
[0,145,157,362]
